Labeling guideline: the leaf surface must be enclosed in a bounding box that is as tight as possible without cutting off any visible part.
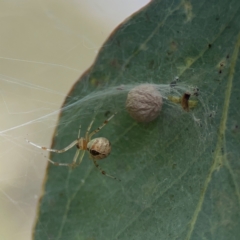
[34,0,240,239]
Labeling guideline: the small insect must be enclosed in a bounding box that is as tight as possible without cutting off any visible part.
[192,87,200,96]
[170,76,179,87]
[26,112,120,181]
[168,93,198,111]
[181,92,191,111]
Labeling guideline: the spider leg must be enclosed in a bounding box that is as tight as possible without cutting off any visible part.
[77,125,81,139]
[44,157,71,166]
[89,112,117,140]
[93,159,120,181]
[70,148,81,167]
[85,117,95,140]
[72,149,86,168]
[26,139,78,153]
[43,148,81,167]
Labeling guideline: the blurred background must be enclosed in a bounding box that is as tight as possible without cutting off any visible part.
[0,1,150,239]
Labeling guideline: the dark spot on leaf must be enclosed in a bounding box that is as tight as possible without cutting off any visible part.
[145,13,150,21]
[110,59,120,69]
[125,63,131,68]
[169,41,177,52]
[59,192,64,197]
[167,51,172,56]
[221,147,224,154]
[148,59,155,69]
[132,46,139,55]
[169,194,174,200]
[116,39,121,47]
[105,111,111,117]
[208,43,212,48]
[232,124,239,133]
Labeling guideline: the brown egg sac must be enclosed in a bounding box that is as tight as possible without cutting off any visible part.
[126,84,163,122]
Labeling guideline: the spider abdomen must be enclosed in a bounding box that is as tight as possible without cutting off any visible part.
[87,137,111,160]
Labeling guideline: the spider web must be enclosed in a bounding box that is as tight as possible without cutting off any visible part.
[32,1,240,240]
[1,0,240,240]
[0,1,150,240]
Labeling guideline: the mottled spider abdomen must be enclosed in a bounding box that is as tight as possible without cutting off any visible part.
[87,137,111,160]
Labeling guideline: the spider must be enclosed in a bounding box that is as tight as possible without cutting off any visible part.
[26,112,120,181]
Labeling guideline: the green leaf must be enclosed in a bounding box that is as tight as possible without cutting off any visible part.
[34,0,240,239]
